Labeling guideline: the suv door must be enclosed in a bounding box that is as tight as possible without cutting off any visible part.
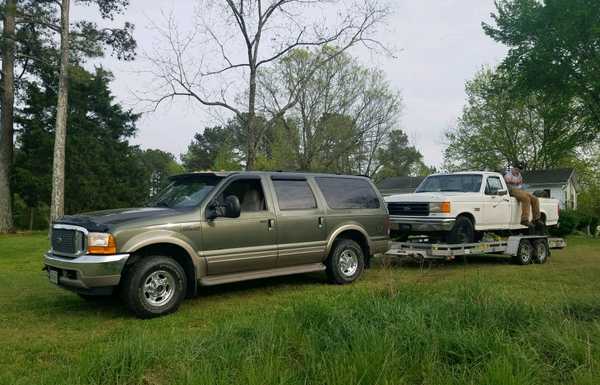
[269,176,327,267]
[483,175,511,228]
[201,176,277,275]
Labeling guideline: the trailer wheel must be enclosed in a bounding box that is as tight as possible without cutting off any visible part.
[532,239,549,264]
[512,240,533,265]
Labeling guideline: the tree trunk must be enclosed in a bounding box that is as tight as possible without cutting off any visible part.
[245,67,258,170]
[50,0,71,222]
[0,0,16,233]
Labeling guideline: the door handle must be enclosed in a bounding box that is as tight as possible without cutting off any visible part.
[259,219,275,230]
[318,216,324,228]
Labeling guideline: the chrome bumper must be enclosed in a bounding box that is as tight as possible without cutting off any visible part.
[44,252,130,289]
[390,216,456,232]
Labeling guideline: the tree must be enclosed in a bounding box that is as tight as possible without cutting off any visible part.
[15,66,152,217]
[0,0,17,232]
[483,0,600,135]
[138,149,183,197]
[0,0,136,230]
[145,0,390,170]
[444,67,588,171]
[261,48,402,176]
[181,122,244,171]
[373,130,426,182]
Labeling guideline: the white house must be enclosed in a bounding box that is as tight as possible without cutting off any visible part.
[522,168,578,209]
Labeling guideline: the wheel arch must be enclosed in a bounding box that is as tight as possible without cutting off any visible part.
[326,225,371,264]
[125,242,198,297]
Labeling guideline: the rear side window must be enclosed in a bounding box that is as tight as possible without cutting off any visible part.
[315,177,380,209]
[272,179,317,210]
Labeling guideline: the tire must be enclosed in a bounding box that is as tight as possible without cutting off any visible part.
[445,216,475,244]
[121,256,187,318]
[532,239,549,264]
[512,240,533,265]
[326,239,365,285]
[534,218,547,236]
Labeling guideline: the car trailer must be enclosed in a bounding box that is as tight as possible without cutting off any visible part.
[386,235,567,265]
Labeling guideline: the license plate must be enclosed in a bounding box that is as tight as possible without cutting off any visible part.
[48,269,59,284]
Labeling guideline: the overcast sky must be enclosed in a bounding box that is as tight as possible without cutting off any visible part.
[73,0,507,168]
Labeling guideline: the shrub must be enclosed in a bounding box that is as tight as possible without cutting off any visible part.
[550,209,599,237]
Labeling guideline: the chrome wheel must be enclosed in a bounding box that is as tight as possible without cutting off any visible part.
[143,270,175,307]
[518,241,532,264]
[534,240,548,263]
[339,249,359,277]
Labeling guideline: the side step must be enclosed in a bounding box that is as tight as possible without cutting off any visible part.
[199,263,326,286]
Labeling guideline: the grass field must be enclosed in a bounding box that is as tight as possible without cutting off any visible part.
[0,233,599,385]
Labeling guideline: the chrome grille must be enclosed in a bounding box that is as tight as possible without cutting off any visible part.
[51,228,85,256]
[387,202,430,216]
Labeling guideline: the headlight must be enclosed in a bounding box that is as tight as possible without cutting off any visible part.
[429,202,451,213]
[87,232,117,255]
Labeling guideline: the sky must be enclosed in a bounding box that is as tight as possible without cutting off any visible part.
[73,0,507,168]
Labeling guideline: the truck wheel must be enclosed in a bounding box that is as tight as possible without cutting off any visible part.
[121,256,187,318]
[512,240,533,265]
[532,239,549,264]
[326,239,365,284]
[445,216,474,244]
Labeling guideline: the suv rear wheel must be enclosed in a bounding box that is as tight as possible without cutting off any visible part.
[326,239,365,284]
[121,256,187,318]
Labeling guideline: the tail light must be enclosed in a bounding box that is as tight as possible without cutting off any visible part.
[557,205,560,218]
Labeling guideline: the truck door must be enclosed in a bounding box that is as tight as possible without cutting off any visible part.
[483,175,511,228]
[269,176,327,267]
[201,176,278,275]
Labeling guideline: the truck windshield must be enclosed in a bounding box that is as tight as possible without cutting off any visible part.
[416,175,482,193]
[147,176,223,208]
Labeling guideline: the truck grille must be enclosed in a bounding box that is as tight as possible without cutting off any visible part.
[51,228,85,256]
[387,202,430,216]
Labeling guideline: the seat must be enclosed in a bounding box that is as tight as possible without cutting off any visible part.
[241,188,264,212]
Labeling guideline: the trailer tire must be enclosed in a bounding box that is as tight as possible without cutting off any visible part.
[512,240,533,265]
[445,216,475,244]
[532,239,549,264]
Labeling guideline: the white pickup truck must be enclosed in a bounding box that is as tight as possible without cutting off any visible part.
[385,171,560,243]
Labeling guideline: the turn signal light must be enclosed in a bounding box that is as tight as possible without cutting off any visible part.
[87,233,117,255]
[440,201,451,213]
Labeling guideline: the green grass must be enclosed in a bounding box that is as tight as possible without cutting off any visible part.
[1,234,599,385]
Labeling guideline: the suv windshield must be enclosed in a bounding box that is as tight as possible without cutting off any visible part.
[148,175,223,208]
[416,174,482,193]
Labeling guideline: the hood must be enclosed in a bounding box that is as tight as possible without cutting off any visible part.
[384,192,480,203]
[55,207,187,232]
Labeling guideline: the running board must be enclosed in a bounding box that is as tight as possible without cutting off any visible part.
[199,263,326,286]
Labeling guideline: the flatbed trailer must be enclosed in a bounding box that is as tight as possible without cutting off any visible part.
[386,235,566,265]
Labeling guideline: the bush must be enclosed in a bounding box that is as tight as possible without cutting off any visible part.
[550,209,599,237]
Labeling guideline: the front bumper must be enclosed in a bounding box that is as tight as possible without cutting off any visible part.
[390,216,456,232]
[44,252,130,291]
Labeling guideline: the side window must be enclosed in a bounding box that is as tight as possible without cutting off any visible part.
[315,177,380,209]
[272,179,317,210]
[219,179,266,213]
[486,177,504,195]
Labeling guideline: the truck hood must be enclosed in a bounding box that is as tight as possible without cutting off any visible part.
[384,192,481,203]
[55,207,187,232]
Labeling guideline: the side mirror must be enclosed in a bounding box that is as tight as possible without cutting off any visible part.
[207,195,241,220]
[496,189,508,196]
[223,195,241,218]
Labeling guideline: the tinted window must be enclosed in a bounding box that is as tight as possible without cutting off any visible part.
[315,177,380,209]
[416,175,482,193]
[219,179,266,212]
[272,180,317,210]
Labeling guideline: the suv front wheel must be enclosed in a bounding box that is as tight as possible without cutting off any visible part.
[121,256,187,318]
[326,239,365,284]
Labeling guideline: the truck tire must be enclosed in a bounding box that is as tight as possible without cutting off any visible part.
[445,216,475,244]
[121,256,187,318]
[532,239,549,264]
[512,240,533,265]
[326,239,365,285]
